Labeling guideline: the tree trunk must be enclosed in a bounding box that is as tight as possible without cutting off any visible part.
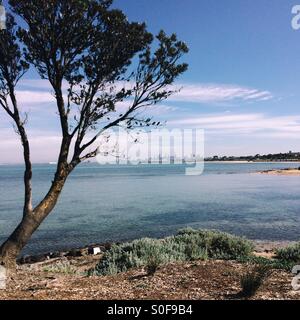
[0,172,69,269]
[0,214,41,269]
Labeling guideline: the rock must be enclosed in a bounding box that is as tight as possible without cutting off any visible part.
[30,254,48,264]
[17,241,113,265]
[66,249,83,257]
[49,251,64,259]
[88,247,102,255]
[0,266,6,290]
[19,255,31,264]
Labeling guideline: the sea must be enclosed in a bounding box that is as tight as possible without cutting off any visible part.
[0,162,300,255]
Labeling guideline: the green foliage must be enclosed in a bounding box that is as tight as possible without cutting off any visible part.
[90,238,189,276]
[0,13,29,90]
[177,228,254,260]
[238,255,295,272]
[8,0,189,134]
[43,260,77,274]
[144,243,165,275]
[275,243,300,264]
[90,229,254,276]
[240,265,272,298]
[10,0,152,84]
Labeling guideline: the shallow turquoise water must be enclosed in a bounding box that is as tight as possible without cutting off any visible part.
[0,162,300,255]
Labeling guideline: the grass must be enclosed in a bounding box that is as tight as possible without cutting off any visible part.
[237,255,295,272]
[275,243,300,264]
[43,260,77,274]
[90,228,254,276]
[240,265,273,298]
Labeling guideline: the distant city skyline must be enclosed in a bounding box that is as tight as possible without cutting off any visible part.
[1,0,300,163]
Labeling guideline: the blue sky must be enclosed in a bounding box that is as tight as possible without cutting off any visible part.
[1,0,300,163]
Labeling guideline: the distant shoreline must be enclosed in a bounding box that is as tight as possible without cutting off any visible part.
[258,168,300,176]
[205,161,300,164]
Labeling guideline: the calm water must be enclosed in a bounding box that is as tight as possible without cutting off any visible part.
[0,162,300,255]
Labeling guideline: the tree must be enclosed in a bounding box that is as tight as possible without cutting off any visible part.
[0,0,188,268]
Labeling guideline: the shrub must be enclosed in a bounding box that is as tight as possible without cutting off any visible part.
[90,238,192,276]
[240,265,272,298]
[90,229,254,276]
[276,243,300,264]
[43,260,76,274]
[238,255,295,272]
[145,251,163,275]
[177,228,254,260]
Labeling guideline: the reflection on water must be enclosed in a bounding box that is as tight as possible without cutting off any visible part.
[0,162,300,255]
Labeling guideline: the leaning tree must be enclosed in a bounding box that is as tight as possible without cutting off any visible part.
[0,0,188,268]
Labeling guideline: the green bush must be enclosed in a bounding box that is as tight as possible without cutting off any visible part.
[238,255,295,272]
[177,228,254,260]
[90,229,254,276]
[90,237,198,276]
[240,265,272,298]
[145,246,164,275]
[276,243,300,264]
[43,260,76,274]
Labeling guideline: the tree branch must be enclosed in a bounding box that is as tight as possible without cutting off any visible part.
[0,89,33,217]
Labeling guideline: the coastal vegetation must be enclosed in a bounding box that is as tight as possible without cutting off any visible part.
[90,229,300,278]
[91,229,254,276]
[240,265,273,298]
[43,260,77,275]
[276,243,300,264]
[0,229,298,299]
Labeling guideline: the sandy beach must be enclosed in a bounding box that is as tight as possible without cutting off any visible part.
[259,168,300,176]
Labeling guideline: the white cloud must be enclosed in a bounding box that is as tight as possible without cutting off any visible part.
[2,112,300,163]
[169,83,273,103]
[15,90,55,106]
[17,79,273,105]
[169,113,300,137]
[0,127,62,164]
[1,80,289,162]
[17,79,68,91]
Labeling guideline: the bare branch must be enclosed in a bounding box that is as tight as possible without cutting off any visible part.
[0,14,32,216]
